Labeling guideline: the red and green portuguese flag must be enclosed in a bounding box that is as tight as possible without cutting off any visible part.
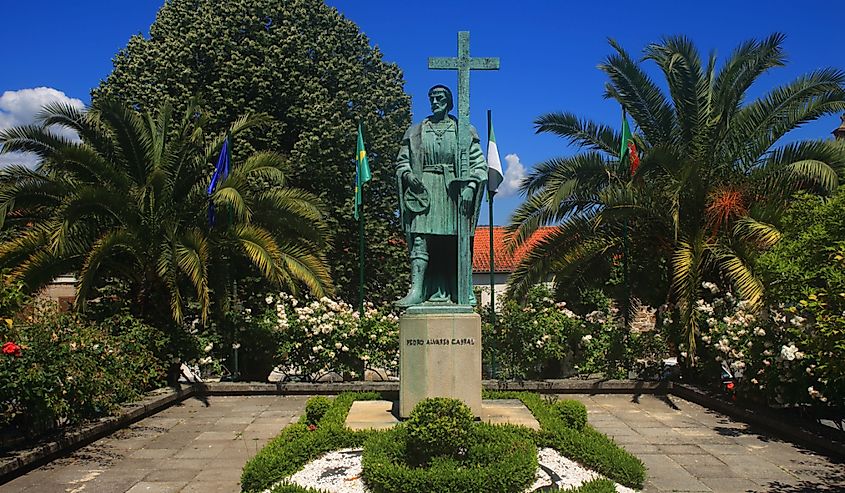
[620,110,640,176]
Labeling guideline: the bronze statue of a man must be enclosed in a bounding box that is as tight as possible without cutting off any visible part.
[395,85,487,307]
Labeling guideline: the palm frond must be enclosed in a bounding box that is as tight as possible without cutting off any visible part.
[277,241,334,297]
[728,69,845,164]
[732,216,781,249]
[176,228,210,323]
[600,38,674,144]
[235,224,284,283]
[533,112,619,156]
[76,229,136,310]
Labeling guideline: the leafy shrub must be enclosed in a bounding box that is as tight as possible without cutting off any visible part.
[0,313,166,436]
[405,398,475,463]
[265,293,399,379]
[486,391,645,489]
[240,392,381,492]
[553,400,587,431]
[304,396,332,426]
[362,423,537,493]
[482,286,593,379]
[691,284,844,409]
[483,285,669,379]
[755,188,845,408]
[568,478,618,493]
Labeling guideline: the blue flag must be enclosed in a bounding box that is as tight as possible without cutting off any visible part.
[207,136,231,226]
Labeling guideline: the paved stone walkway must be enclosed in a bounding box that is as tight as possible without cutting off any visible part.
[563,394,844,492]
[1,393,842,492]
[1,395,307,493]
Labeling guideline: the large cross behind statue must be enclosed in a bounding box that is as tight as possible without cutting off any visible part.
[429,31,500,305]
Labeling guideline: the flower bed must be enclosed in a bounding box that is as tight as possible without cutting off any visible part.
[240,392,646,492]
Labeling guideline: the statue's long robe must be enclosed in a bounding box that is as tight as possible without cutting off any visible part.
[395,115,487,235]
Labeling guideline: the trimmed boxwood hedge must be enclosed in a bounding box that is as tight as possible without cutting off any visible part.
[485,391,645,489]
[567,478,619,492]
[362,423,537,493]
[240,392,381,492]
[241,391,646,492]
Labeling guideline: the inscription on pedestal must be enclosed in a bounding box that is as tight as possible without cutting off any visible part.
[405,338,476,346]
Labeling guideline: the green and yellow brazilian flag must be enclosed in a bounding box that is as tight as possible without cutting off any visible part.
[354,123,371,220]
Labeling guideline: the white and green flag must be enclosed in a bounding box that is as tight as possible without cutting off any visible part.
[487,113,503,194]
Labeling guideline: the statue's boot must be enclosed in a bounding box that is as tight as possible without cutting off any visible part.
[468,287,477,306]
[396,258,427,307]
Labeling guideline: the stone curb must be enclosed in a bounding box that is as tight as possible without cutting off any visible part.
[0,386,194,485]
[194,379,669,395]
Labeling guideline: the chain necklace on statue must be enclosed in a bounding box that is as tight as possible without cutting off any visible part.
[429,119,453,143]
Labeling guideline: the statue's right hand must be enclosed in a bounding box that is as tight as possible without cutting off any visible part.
[404,173,424,192]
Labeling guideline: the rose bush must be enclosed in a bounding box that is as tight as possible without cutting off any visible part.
[482,286,668,379]
[262,293,399,380]
[688,284,841,408]
[0,313,166,437]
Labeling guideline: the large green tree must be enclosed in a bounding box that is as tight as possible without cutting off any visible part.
[508,34,845,356]
[94,0,411,304]
[0,99,332,327]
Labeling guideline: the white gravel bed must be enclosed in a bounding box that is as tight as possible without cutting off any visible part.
[264,447,637,493]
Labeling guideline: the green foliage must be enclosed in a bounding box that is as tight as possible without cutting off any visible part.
[268,293,399,379]
[405,398,475,463]
[486,391,646,489]
[0,271,27,317]
[269,484,325,493]
[244,391,645,492]
[361,424,537,493]
[240,392,381,492]
[759,188,845,302]
[484,285,669,379]
[690,189,845,408]
[483,286,590,379]
[508,34,845,359]
[553,400,587,431]
[94,0,412,304]
[304,396,332,426]
[567,478,619,493]
[0,100,332,342]
[0,312,166,437]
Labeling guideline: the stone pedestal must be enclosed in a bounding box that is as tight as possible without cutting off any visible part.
[399,308,482,417]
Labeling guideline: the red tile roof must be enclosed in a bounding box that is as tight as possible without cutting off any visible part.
[472,226,555,273]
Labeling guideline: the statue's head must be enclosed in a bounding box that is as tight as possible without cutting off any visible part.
[428,85,453,116]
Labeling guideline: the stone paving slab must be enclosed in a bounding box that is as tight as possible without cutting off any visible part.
[0,395,306,493]
[565,394,845,492]
[345,399,541,431]
[2,393,843,492]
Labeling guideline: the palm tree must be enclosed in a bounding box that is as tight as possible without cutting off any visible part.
[507,34,845,358]
[0,98,333,327]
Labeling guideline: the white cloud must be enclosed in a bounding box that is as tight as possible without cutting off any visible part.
[0,87,85,168]
[496,153,527,197]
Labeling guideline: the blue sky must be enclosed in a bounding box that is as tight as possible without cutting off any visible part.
[1,0,843,224]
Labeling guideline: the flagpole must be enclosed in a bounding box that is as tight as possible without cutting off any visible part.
[228,131,239,381]
[487,109,498,379]
[621,107,631,329]
[358,123,366,318]
[620,106,632,377]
